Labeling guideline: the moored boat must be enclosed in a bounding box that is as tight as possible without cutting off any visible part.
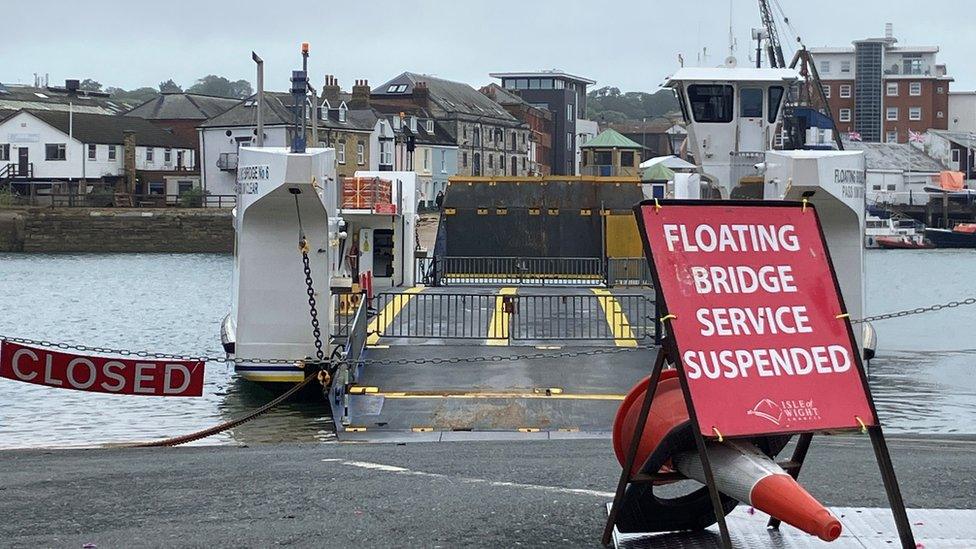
[875,235,934,249]
[924,223,976,248]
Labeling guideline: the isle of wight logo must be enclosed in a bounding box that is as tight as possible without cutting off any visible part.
[747,398,784,425]
[748,398,821,425]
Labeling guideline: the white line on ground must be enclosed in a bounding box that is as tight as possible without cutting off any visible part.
[324,458,615,498]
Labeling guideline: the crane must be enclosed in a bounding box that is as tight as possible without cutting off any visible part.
[757,0,786,68]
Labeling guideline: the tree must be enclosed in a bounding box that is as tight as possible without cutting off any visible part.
[586,86,679,121]
[187,75,252,98]
[159,79,183,93]
[107,86,159,103]
[79,79,102,92]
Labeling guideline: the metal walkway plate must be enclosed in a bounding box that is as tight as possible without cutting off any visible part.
[609,504,976,548]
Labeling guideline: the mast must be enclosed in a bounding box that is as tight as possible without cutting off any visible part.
[757,0,786,68]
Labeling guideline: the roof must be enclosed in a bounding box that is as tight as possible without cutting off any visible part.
[479,84,552,119]
[930,130,976,150]
[842,139,945,172]
[10,109,187,148]
[607,119,682,134]
[580,128,643,150]
[666,68,799,86]
[373,72,517,123]
[489,70,596,85]
[809,47,855,54]
[126,92,239,120]
[320,105,378,132]
[0,83,137,116]
[201,92,292,128]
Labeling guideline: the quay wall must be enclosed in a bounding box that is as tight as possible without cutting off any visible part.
[0,208,234,253]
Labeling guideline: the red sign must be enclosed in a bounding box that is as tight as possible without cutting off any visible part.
[374,203,397,215]
[636,201,875,437]
[0,341,205,397]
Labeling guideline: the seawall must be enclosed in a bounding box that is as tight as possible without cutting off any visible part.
[0,208,233,253]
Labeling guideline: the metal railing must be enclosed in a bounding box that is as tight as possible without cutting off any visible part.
[3,162,34,178]
[374,292,501,340]
[216,152,238,171]
[430,256,605,287]
[1,193,236,208]
[606,257,653,287]
[730,151,766,192]
[511,294,655,341]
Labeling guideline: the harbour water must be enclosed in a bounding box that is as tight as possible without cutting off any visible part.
[1,250,974,449]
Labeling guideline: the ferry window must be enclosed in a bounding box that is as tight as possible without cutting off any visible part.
[687,85,734,123]
[674,89,691,124]
[740,88,763,118]
[767,86,785,123]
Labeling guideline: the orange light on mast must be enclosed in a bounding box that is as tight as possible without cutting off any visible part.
[301,42,310,54]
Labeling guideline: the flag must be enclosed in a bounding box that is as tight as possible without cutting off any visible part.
[847,131,862,142]
[909,130,925,144]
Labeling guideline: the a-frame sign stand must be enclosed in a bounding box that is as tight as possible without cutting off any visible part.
[601,200,916,549]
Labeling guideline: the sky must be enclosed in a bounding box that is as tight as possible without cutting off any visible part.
[2,0,973,94]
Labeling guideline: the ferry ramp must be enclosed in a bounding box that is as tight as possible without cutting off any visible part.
[335,286,658,442]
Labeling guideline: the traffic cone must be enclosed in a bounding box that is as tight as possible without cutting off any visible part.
[672,440,842,542]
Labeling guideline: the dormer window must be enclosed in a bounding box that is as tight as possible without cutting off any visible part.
[425,119,434,133]
[338,104,347,122]
[393,115,402,130]
[408,116,417,132]
[386,84,408,93]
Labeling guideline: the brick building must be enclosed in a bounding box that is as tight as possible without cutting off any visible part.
[810,24,952,143]
[479,83,552,175]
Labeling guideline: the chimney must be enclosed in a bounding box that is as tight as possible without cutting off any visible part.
[884,23,893,40]
[414,81,430,110]
[350,79,370,109]
[322,75,340,105]
[122,130,137,194]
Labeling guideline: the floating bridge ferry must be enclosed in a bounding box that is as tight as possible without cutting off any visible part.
[221,64,871,442]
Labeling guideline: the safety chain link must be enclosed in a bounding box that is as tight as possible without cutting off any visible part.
[300,239,326,363]
[852,297,976,324]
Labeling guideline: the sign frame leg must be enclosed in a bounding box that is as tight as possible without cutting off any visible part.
[868,425,916,549]
[601,347,668,547]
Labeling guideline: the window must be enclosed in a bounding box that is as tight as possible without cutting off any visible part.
[540,78,553,90]
[164,148,172,162]
[840,60,851,74]
[488,154,493,169]
[740,88,763,118]
[108,145,117,161]
[426,119,434,133]
[462,152,468,168]
[379,141,393,166]
[423,149,430,170]
[146,148,154,162]
[886,184,896,191]
[337,140,346,164]
[528,78,541,90]
[0,144,8,161]
[462,126,468,140]
[386,84,407,93]
[767,86,784,123]
[554,79,565,89]
[510,131,517,151]
[440,151,447,173]
[178,181,194,194]
[937,111,944,119]
[886,82,899,96]
[820,60,831,73]
[903,56,923,75]
[499,154,505,171]
[472,152,481,175]
[567,132,573,150]
[87,144,96,160]
[45,143,66,161]
[566,103,574,121]
[909,107,922,121]
[516,78,528,89]
[149,181,165,195]
[839,84,852,98]
[951,149,960,166]
[357,142,364,165]
[472,127,480,147]
[687,85,734,123]
[886,131,898,143]
[822,84,831,98]
[620,151,634,166]
[886,107,899,121]
[511,156,518,176]
[910,82,922,96]
[839,109,852,122]
[392,115,402,130]
[338,105,347,122]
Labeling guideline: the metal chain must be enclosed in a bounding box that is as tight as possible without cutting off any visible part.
[300,241,325,362]
[853,297,976,324]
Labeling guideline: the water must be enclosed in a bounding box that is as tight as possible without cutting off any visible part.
[1,250,975,449]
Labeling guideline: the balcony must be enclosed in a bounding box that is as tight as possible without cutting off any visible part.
[216,152,238,171]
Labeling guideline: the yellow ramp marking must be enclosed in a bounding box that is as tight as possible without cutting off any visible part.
[591,289,638,347]
[367,287,424,345]
[486,287,517,345]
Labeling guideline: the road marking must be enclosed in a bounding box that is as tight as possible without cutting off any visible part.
[325,458,615,498]
[366,287,423,345]
[591,289,638,347]
[486,287,517,345]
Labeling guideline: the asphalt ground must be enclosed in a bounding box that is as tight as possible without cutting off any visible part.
[2,434,974,548]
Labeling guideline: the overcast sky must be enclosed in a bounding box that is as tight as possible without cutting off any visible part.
[2,0,973,93]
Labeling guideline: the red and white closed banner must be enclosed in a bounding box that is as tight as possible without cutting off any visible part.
[0,341,205,397]
[636,200,876,437]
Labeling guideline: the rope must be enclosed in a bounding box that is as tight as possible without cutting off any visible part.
[124,372,317,448]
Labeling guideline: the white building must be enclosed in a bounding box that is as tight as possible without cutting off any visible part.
[575,118,599,175]
[843,138,944,206]
[949,91,976,134]
[0,109,195,198]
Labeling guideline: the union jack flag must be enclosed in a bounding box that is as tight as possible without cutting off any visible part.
[847,131,862,142]
[909,130,925,143]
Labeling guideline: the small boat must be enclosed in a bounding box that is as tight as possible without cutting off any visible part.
[924,223,976,248]
[875,235,933,249]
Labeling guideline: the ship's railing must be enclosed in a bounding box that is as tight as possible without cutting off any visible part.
[510,294,655,342]
[1,192,236,208]
[417,256,654,288]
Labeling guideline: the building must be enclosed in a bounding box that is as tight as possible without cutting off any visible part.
[0,109,195,200]
[810,24,952,143]
[604,118,688,159]
[579,128,643,177]
[949,91,976,133]
[480,83,552,175]
[126,91,239,162]
[372,73,530,178]
[843,138,944,205]
[0,81,138,121]
[488,71,596,175]
[198,86,389,195]
[925,130,976,183]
